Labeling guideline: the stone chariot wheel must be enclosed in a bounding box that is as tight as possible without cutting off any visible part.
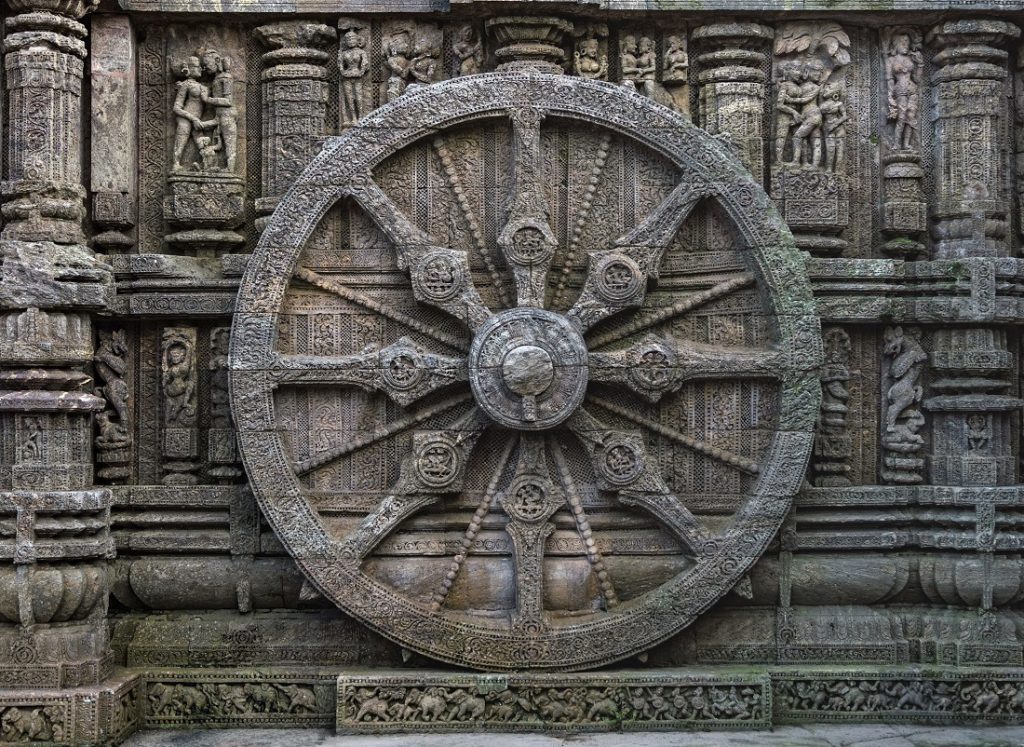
[230,73,821,671]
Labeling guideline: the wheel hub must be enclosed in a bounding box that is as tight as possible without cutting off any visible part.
[469,308,587,430]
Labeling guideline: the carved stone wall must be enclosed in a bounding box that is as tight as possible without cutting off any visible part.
[4,0,1024,742]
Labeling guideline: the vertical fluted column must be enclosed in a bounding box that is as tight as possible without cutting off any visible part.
[692,22,773,184]
[255,21,336,234]
[2,0,94,243]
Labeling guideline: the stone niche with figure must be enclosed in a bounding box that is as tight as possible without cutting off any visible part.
[4,0,1024,742]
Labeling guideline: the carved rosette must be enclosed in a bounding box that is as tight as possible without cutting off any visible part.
[231,73,818,671]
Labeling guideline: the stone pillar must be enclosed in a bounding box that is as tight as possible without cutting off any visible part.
[2,0,94,244]
[692,22,773,183]
[923,20,1022,633]
[254,20,336,234]
[485,16,573,74]
[0,0,116,693]
[927,19,1019,260]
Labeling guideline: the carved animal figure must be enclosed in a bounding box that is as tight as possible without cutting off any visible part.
[883,326,927,443]
[587,693,618,721]
[446,689,485,721]
[418,687,447,721]
[354,689,390,722]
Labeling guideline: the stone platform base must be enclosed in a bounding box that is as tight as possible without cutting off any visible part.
[7,665,1024,744]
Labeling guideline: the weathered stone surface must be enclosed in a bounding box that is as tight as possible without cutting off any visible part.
[7,1,1024,742]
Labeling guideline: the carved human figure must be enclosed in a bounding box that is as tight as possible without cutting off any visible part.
[774,62,812,165]
[453,25,484,76]
[196,134,221,171]
[162,338,196,426]
[20,418,42,462]
[574,36,606,80]
[636,36,658,93]
[882,326,927,444]
[819,81,849,172]
[385,32,413,101]
[791,62,825,167]
[201,48,239,173]
[620,34,641,90]
[171,56,214,172]
[966,413,991,450]
[340,27,370,124]
[663,34,688,82]
[885,31,921,150]
[408,36,440,92]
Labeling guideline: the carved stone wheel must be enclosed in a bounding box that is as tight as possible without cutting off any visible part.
[231,73,821,671]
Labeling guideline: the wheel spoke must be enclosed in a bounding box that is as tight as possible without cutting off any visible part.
[589,334,781,403]
[549,436,618,608]
[270,337,467,408]
[430,436,517,612]
[565,181,709,331]
[498,107,558,309]
[294,391,473,476]
[551,133,613,310]
[567,408,711,556]
[587,273,756,350]
[295,267,470,353]
[586,394,760,476]
[344,173,493,330]
[338,407,488,560]
[500,433,562,633]
[433,136,513,309]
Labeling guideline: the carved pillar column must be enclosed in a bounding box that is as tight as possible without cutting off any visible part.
[254,21,336,234]
[0,0,117,691]
[692,22,773,183]
[927,19,1019,260]
[923,20,1021,633]
[2,0,95,243]
[485,16,573,74]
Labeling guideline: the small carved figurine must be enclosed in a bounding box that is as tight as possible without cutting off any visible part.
[385,31,413,101]
[966,413,991,451]
[162,334,196,427]
[340,25,370,123]
[201,48,238,173]
[819,81,849,172]
[574,36,606,80]
[453,25,484,77]
[663,34,688,82]
[882,326,927,445]
[171,55,214,172]
[885,29,922,150]
[408,35,440,92]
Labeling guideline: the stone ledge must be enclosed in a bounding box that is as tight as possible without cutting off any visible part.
[9,665,1024,743]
